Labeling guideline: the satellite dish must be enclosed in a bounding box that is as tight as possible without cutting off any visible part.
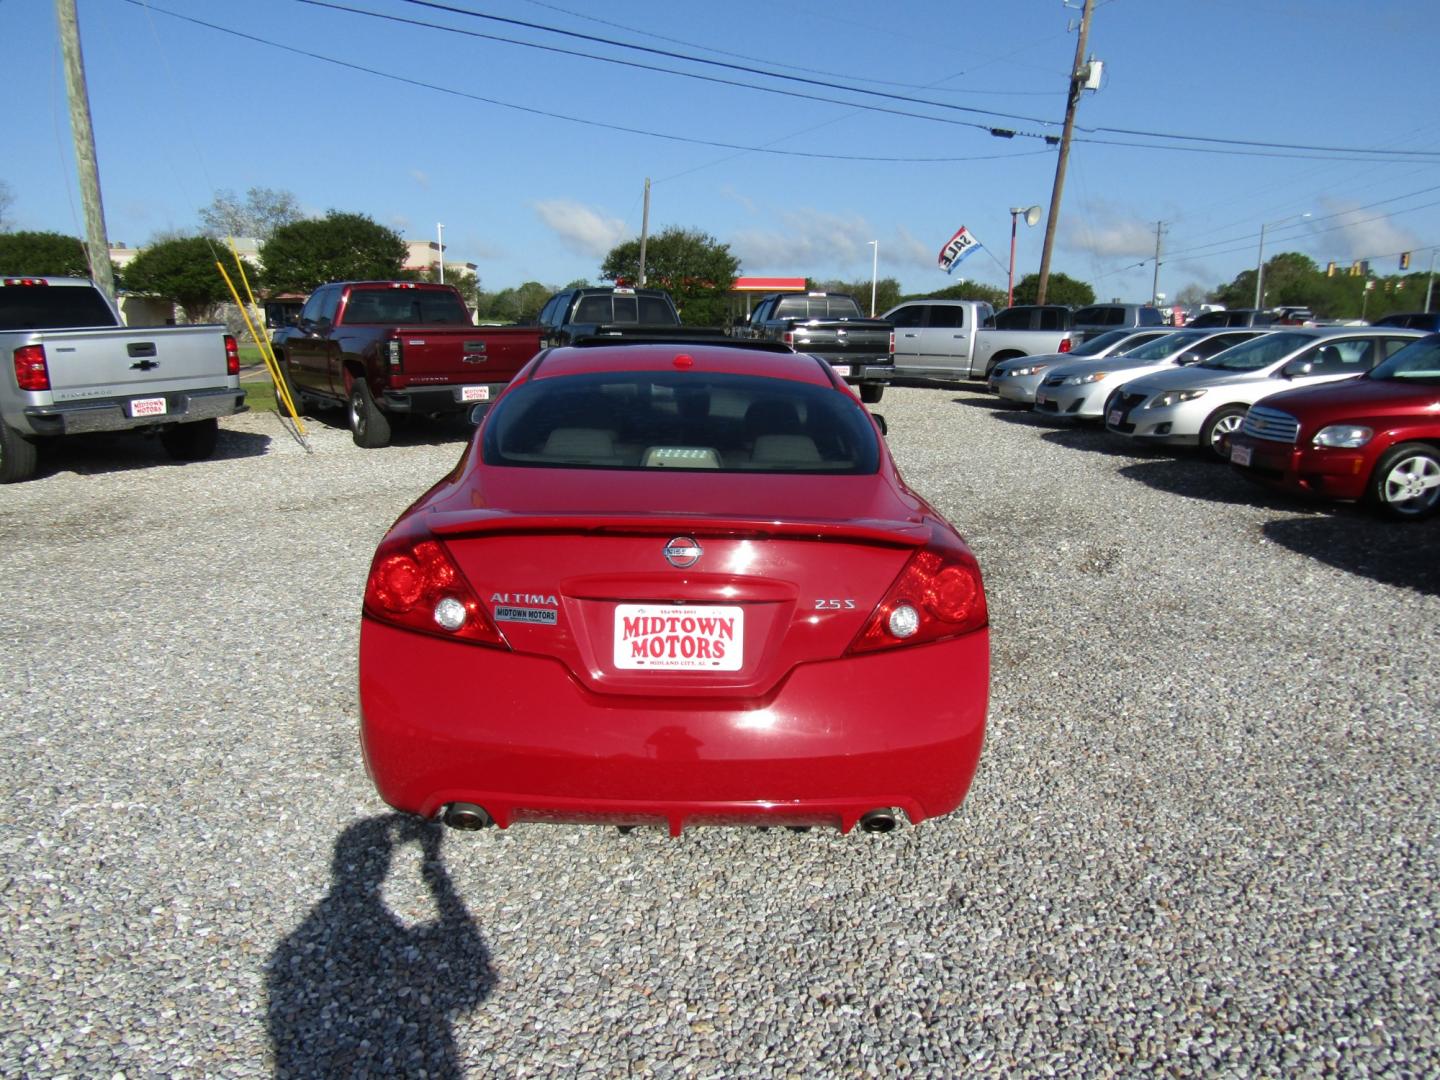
[1024,205,1043,228]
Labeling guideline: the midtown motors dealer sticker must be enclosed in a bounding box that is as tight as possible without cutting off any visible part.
[614,604,744,671]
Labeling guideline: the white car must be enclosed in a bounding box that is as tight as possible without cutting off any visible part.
[986,328,1171,404]
[1033,329,1271,421]
[1104,327,1427,459]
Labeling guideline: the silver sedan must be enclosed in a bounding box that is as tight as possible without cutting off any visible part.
[986,328,1170,404]
[1033,329,1272,420]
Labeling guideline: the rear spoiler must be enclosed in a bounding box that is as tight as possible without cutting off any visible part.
[429,509,930,547]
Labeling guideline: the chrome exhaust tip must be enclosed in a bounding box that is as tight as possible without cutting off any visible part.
[859,809,898,834]
[441,802,492,831]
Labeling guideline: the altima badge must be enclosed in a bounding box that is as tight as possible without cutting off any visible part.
[663,536,702,568]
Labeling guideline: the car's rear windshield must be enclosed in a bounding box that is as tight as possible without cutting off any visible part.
[1197,331,1310,371]
[0,285,118,330]
[483,370,880,474]
[1368,337,1440,383]
[343,288,469,325]
[774,296,865,320]
[573,294,676,324]
[1072,306,1124,326]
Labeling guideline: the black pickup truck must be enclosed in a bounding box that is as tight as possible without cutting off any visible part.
[741,292,893,402]
[536,286,727,348]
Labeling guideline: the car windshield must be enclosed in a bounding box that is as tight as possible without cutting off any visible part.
[1367,338,1440,383]
[1113,330,1207,361]
[1068,328,1133,356]
[1197,331,1311,371]
[483,370,880,474]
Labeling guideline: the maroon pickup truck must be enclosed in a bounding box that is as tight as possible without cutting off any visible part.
[273,281,542,447]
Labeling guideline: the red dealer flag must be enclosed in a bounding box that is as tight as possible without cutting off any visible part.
[938,227,982,274]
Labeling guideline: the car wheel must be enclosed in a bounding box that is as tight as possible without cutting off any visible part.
[0,421,39,484]
[348,379,392,449]
[1368,442,1440,520]
[160,418,219,462]
[859,383,884,404]
[1199,405,1247,461]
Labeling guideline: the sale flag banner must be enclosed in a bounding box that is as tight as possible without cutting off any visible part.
[938,226,981,274]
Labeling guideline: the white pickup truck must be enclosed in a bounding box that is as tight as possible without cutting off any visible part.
[1,276,244,483]
[882,300,1075,380]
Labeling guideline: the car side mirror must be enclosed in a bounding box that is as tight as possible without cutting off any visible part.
[1281,359,1313,379]
[1175,351,1202,365]
[468,402,492,426]
[870,412,888,435]
[313,315,333,334]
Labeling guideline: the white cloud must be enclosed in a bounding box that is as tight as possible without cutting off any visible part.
[1318,197,1417,262]
[411,169,430,188]
[1061,211,1157,260]
[532,199,628,257]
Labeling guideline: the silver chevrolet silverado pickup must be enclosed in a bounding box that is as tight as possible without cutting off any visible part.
[1,276,245,483]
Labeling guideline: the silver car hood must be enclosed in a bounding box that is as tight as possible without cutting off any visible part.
[1048,355,1182,379]
[1120,362,1274,394]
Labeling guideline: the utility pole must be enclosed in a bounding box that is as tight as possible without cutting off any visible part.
[638,177,651,287]
[1035,0,1094,305]
[1151,220,1165,305]
[1426,249,1437,314]
[56,0,115,300]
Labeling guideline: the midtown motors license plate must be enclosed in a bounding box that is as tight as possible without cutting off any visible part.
[1231,444,1252,466]
[130,397,167,417]
[614,604,744,671]
[1107,409,1122,425]
[460,386,490,402]
[831,365,852,377]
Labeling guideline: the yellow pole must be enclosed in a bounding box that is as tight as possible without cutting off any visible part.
[215,260,306,435]
[224,238,301,422]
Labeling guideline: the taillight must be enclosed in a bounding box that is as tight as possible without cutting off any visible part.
[386,338,402,369]
[782,330,794,348]
[363,525,506,648]
[224,334,240,376]
[14,344,50,392]
[889,331,895,355]
[847,530,988,655]
[1058,336,1073,353]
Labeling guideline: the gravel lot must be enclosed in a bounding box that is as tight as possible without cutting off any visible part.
[1,386,1437,1078]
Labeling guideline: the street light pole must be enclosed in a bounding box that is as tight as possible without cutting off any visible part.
[868,241,878,316]
[1008,209,1020,308]
[1254,212,1309,309]
[436,222,445,284]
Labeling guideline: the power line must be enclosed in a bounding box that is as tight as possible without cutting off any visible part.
[122,1,1050,164]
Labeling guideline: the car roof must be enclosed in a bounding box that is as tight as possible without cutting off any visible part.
[1277,325,1426,339]
[529,342,841,386]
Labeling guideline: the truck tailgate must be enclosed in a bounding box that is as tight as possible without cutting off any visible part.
[41,325,232,402]
[388,326,542,385]
[790,321,892,356]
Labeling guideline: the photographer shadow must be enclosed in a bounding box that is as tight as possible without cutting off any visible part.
[266,814,494,1079]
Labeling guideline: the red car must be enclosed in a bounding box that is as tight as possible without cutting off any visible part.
[359,341,989,836]
[1229,333,1440,519]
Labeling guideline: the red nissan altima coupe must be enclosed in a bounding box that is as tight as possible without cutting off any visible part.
[359,341,989,836]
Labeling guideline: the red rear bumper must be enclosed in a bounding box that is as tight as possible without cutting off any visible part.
[359,620,989,835]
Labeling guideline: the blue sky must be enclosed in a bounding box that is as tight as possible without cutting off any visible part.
[5,0,1438,303]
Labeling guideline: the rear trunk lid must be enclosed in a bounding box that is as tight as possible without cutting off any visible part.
[430,471,927,698]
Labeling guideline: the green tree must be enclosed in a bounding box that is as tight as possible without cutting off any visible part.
[905,281,1008,308]
[0,230,89,276]
[601,227,739,326]
[1013,272,1093,306]
[260,211,408,294]
[200,186,304,241]
[475,281,554,323]
[121,235,256,322]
